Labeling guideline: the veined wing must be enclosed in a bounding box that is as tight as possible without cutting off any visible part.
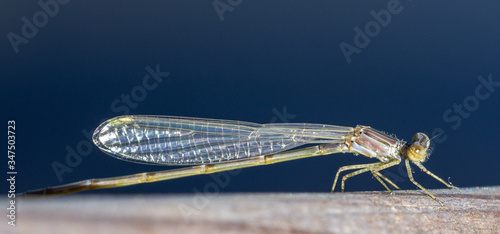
[92,115,353,165]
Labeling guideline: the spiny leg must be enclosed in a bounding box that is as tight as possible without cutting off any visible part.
[331,162,384,192]
[370,160,401,191]
[372,171,401,194]
[341,166,377,192]
[372,173,393,193]
[339,160,400,192]
[413,161,461,192]
[373,171,400,190]
[405,159,444,205]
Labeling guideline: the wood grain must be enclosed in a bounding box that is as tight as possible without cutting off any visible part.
[11,186,500,234]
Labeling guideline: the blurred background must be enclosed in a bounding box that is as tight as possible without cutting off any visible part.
[3,1,499,196]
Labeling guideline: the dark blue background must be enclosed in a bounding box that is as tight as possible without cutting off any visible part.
[3,1,499,196]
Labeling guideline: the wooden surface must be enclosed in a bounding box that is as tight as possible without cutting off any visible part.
[8,186,500,234]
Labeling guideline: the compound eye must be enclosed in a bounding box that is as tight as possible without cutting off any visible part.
[408,133,431,162]
[412,133,430,149]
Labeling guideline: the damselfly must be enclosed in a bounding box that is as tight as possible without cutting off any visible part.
[22,115,458,204]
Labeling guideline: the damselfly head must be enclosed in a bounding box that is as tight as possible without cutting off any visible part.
[407,132,431,162]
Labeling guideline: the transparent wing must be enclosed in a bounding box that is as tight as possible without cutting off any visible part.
[92,115,353,165]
